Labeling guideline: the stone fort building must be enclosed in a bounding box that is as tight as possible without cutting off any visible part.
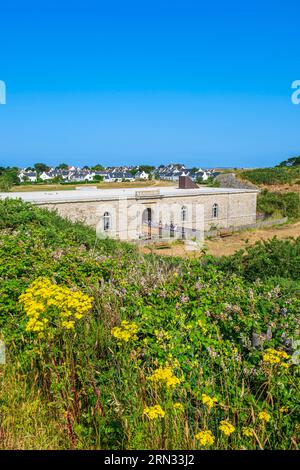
[1,178,258,242]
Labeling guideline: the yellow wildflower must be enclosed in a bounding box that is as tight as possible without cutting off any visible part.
[143,405,165,419]
[61,320,75,330]
[19,278,93,334]
[279,406,289,414]
[258,411,271,422]
[281,363,290,369]
[219,420,235,436]
[202,393,218,410]
[147,366,182,388]
[242,427,254,437]
[263,348,290,366]
[195,430,215,447]
[111,320,138,343]
[174,402,184,412]
[197,319,208,334]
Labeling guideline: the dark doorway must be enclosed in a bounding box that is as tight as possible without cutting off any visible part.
[142,208,152,239]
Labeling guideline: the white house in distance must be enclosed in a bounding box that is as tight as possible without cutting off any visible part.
[18,170,37,183]
[17,164,215,185]
[135,170,149,180]
[196,169,209,181]
[83,173,95,182]
[39,171,52,181]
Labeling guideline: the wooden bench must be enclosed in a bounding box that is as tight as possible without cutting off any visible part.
[154,242,172,250]
[219,229,233,238]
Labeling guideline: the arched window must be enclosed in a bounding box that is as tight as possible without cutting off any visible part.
[103,212,111,231]
[181,205,188,222]
[212,203,219,218]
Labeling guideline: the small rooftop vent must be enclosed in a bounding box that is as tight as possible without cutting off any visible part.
[178,176,198,189]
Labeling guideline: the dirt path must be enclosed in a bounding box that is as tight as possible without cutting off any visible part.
[205,221,300,256]
[260,183,300,193]
[140,221,300,258]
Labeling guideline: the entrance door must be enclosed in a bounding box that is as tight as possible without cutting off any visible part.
[142,208,152,239]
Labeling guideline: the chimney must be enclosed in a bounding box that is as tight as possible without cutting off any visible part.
[178,176,198,189]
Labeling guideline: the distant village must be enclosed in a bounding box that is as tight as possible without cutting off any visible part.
[18,163,220,184]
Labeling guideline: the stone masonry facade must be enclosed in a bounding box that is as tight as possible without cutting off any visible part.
[35,188,258,241]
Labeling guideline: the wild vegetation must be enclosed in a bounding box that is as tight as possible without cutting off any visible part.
[0,199,299,450]
[257,190,300,219]
[278,156,300,168]
[238,161,300,221]
[0,167,19,192]
[238,156,300,186]
[239,167,300,186]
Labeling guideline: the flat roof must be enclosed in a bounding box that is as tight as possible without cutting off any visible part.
[0,186,259,204]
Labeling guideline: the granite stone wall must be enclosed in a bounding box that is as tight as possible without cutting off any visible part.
[37,190,257,240]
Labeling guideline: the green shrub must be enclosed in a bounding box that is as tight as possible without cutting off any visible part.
[239,167,300,185]
[257,190,300,219]
[211,236,300,282]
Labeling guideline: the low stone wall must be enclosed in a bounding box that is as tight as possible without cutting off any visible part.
[205,216,288,238]
[256,216,288,228]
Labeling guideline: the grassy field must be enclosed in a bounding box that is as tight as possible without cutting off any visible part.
[0,198,299,450]
[10,180,175,192]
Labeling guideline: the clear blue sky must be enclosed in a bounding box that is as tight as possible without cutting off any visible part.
[0,0,300,168]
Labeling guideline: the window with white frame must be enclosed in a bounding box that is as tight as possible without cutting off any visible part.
[103,212,111,231]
